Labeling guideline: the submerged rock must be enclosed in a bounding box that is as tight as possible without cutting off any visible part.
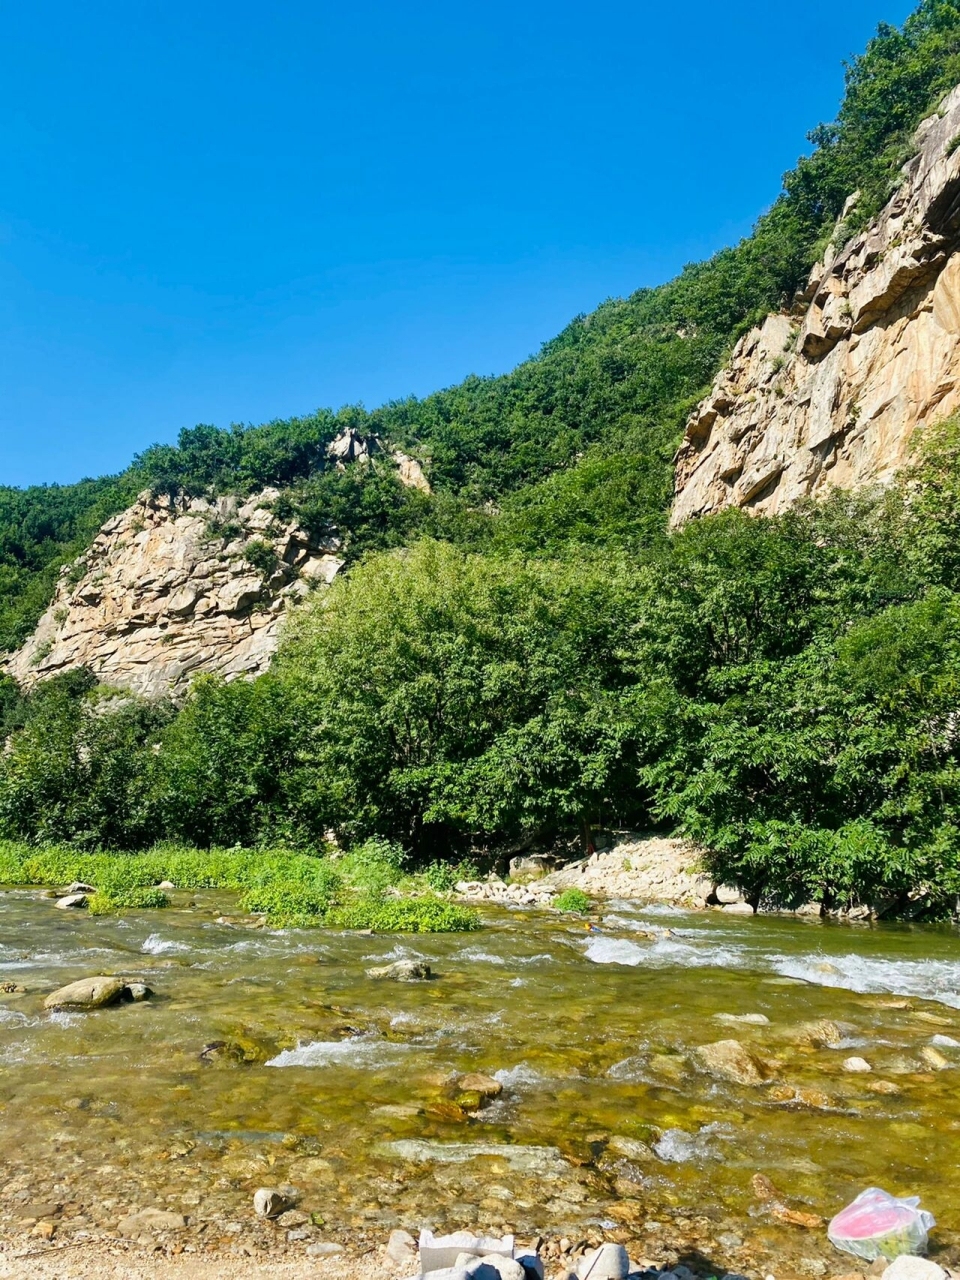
[694,1039,769,1085]
[920,1045,951,1070]
[797,1019,843,1047]
[366,960,431,981]
[457,1072,503,1099]
[606,1134,655,1161]
[44,975,127,1010]
[277,1209,310,1228]
[117,1207,187,1236]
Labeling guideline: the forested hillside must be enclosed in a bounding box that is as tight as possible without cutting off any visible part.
[3,0,960,915]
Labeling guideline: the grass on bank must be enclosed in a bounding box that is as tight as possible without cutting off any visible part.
[0,838,481,932]
[553,888,593,914]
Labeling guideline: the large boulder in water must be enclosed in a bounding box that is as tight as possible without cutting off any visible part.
[44,976,127,1010]
[694,1038,769,1085]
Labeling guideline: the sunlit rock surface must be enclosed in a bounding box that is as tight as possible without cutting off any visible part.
[672,84,960,523]
[4,488,342,697]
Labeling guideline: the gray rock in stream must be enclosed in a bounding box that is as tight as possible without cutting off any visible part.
[44,976,127,1010]
[54,894,88,910]
[366,960,431,981]
[124,982,152,1002]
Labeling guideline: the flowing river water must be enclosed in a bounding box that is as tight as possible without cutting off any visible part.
[1,888,960,1272]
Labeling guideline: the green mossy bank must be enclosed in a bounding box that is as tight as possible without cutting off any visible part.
[0,839,480,931]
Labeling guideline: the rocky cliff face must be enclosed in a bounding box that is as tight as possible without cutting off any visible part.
[672,84,960,524]
[4,490,342,698]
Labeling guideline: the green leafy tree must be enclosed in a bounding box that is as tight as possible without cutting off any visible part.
[276,541,645,853]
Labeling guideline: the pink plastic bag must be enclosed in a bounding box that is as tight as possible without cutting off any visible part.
[828,1188,936,1261]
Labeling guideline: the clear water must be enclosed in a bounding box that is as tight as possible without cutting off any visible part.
[1,889,959,1267]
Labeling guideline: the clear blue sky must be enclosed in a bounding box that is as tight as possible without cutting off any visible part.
[0,0,915,488]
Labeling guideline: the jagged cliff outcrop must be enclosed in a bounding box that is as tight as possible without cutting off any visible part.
[3,490,342,697]
[672,84,960,524]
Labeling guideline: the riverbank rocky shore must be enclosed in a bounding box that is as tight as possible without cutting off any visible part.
[454,836,745,914]
[1,1218,956,1280]
[455,835,884,920]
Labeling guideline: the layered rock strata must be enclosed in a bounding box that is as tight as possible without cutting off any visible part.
[672,84,960,523]
[4,489,342,697]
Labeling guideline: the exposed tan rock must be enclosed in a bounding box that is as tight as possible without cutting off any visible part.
[44,976,127,1010]
[327,426,432,492]
[694,1038,770,1085]
[539,835,705,906]
[4,489,343,698]
[673,84,960,523]
[393,449,432,493]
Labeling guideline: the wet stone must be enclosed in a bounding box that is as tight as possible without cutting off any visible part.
[44,975,127,1010]
[366,960,432,981]
[117,1207,188,1236]
[253,1187,290,1218]
[277,1209,310,1228]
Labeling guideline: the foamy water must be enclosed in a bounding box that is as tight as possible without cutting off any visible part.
[654,1122,732,1163]
[266,1036,416,1068]
[141,934,190,955]
[771,951,960,1008]
[583,925,960,1009]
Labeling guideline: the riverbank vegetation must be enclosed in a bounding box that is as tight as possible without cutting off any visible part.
[2,421,960,914]
[0,837,481,930]
[2,2,960,918]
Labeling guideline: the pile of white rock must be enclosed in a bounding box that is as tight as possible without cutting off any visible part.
[454,879,556,909]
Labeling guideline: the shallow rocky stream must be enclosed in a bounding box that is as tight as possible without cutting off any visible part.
[1,889,959,1273]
